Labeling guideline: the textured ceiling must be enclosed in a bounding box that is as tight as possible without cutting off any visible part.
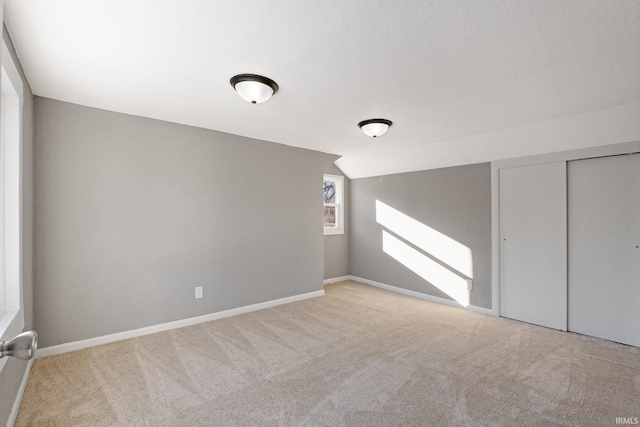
[5,0,640,178]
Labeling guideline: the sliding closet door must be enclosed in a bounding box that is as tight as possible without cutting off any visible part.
[499,162,567,330]
[568,154,640,347]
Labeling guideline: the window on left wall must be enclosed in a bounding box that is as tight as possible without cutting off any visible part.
[0,39,25,373]
[324,174,344,235]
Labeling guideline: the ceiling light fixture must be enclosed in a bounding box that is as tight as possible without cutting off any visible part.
[230,74,279,104]
[358,119,393,137]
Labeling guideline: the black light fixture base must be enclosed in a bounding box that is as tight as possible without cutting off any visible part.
[230,74,279,94]
[358,118,393,129]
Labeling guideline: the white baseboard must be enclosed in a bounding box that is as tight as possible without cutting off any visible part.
[349,275,494,316]
[36,276,495,359]
[7,359,32,427]
[323,276,351,285]
[36,289,325,359]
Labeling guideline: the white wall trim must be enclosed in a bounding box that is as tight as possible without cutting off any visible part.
[2,40,24,101]
[0,37,26,374]
[36,289,325,359]
[491,165,501,317]
[349,275,494,316]
[323,276,351,285]
[6,359,32,427]
[491,139,640,170]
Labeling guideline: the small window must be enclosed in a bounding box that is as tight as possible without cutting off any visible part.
[324,174,344,235]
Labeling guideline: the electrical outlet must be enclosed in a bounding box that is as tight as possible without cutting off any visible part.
[195,286,203,299]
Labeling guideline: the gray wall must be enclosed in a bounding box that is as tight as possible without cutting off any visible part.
[34,98,336,348]
[323,163,349,280]
[349,163,492,309]
[0,25,35,426]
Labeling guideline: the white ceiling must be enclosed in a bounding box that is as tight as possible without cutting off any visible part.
[5,0,640,178]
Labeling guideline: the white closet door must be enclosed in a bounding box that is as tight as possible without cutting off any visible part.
[568,154,640,347]
[499,162,567,330]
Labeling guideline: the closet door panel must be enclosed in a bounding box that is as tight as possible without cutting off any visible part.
[568,154,640,347]
[499,162,567,330]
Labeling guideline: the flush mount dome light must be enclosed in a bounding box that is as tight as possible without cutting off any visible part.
[358,119,393,137]
[230,74,279,104]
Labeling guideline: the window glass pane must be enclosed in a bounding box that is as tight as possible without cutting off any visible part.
[323,206,336,227]
[323,180,336,204]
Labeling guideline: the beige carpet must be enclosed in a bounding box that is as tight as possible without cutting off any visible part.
[16,281,640,426]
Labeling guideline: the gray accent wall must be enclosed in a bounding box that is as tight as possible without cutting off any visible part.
[0,25,35,426]
[349,163,492,309]
[34,97,337,348]
[323,163,349,280]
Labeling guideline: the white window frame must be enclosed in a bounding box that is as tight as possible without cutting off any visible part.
[0,39,25,373]
[323,174,344,235]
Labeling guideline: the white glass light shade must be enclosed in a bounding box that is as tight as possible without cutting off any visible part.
[230,74,279,104]
[358,119,392,137]
[234,80,274,104]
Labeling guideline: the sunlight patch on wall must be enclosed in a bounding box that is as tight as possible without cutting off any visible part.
[376,200,473,307]
[376,200,473,279]
[382,231,471,306]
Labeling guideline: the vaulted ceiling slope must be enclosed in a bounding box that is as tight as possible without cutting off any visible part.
[5,1,640,178]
